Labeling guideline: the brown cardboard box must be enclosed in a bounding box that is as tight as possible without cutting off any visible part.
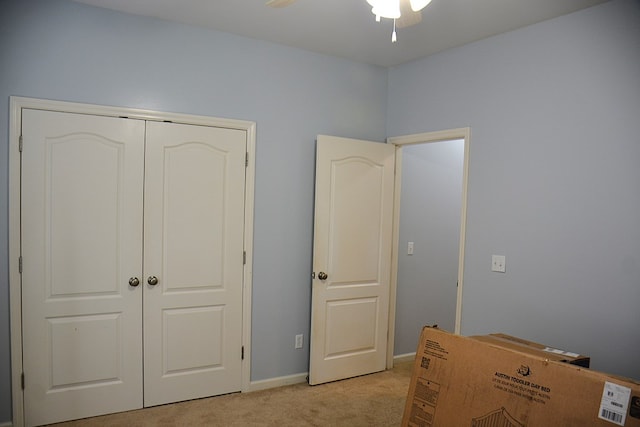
[402,327,640,427]
[471,332,590,367]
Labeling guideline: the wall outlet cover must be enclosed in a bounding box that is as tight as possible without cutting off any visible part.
[491,255,506,273]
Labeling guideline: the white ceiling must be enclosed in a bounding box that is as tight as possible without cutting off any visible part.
[71,0,609,67]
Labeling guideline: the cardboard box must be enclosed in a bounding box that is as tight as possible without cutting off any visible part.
[402,327,640,427]
[471,333,590,367]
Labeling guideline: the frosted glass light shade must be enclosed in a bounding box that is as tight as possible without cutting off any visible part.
[409,0,432,12]
[368,0,401,19]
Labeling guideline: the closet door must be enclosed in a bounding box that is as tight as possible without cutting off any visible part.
[21,109,145,426]
[143,121,246,406]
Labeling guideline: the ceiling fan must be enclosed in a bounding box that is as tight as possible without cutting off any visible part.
[265,0,431,29]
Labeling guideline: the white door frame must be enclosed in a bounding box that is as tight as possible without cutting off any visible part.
[8,96,256,426]
[386,128,470,368]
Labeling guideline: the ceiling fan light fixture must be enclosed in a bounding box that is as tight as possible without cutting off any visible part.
[367,0,428,43]
[369,0,401,20]
[409,0,432,12]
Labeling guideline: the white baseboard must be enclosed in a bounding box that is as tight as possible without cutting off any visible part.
[246,372,308,393]
[393,352,416,363]
[246,354,415,393]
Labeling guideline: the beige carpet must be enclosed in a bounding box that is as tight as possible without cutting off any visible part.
[49,361,413,427]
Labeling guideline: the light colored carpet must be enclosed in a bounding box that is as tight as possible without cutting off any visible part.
[49,361,413,427]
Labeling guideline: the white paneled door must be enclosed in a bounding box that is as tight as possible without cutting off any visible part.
[143,121,245,406]
[21,110,145,426]
[309,135,395,385]
[21,109,246,426]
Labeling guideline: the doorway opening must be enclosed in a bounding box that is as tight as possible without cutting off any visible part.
[387,128,470,366]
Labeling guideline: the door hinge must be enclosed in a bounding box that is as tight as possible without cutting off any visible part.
[241,346,245,360]
[21,372,25,390]
[19,135,23,152]
[245,152,249,167]
[18,256,22,274]
[243,251,246,265]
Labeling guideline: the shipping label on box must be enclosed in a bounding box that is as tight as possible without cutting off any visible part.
[402,327,640,427]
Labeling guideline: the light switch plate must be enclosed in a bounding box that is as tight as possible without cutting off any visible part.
[295,334,303,349]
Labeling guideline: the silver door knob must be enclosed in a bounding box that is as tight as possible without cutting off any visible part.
[147,276,158,286]
[318,272,328,280]
[129,277,140,287]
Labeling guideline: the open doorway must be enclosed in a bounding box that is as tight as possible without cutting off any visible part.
[387,128,470,364]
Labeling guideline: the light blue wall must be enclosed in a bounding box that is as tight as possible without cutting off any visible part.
[2,0,639,423]
[389,0,640,379]
[0,0,387,421]
[395,139,464,353]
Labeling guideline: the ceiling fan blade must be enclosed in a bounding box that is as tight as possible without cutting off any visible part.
[397,0,422,28]
[266,0,298,7]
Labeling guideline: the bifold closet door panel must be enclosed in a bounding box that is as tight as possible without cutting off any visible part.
[142,121,246,407]
[21,109,145,426]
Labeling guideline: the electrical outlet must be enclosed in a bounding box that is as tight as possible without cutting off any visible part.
[491,255,506,273]
[295,334,303,349]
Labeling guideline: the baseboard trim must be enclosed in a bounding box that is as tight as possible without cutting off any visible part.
[0,421,14,427]
[247,354,415,393]
[393,352,416,363]
[246,372,308,393]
